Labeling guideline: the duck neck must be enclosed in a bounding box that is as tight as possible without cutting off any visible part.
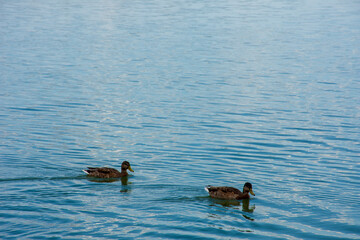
[236,192,249,200]
[242,189,249,196]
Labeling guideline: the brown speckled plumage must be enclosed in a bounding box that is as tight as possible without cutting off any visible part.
[83,161,134,178]
[205,182,255,200]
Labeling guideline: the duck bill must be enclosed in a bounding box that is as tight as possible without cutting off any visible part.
[249,189,255,196]
[128,166,134,172]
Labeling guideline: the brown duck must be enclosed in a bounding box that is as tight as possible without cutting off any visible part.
[83,161,134,178]
[205,182,255,200]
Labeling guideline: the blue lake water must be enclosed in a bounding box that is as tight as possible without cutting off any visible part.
[1,0,359,239]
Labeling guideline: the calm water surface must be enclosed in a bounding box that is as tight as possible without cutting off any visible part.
[1,0,359,239]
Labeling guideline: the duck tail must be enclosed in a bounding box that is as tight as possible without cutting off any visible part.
[82,169,90,175]
[204,185,211,193]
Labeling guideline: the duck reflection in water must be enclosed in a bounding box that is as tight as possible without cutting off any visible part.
[120,176,132,192]
[241,198,255,213]
[211,198,255,211]
[209,198,256,221]
[85,175,131,185]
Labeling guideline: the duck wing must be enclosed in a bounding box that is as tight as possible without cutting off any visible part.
[205,186,242,200]
[83,167,120,178]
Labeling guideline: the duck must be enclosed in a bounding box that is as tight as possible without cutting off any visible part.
[83,161,134,178]
[205,182,255,200]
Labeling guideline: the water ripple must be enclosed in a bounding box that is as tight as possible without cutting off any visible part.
[1,0,360,239]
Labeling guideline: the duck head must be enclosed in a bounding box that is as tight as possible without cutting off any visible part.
[243,182,255,196]
[121,161,134,172]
